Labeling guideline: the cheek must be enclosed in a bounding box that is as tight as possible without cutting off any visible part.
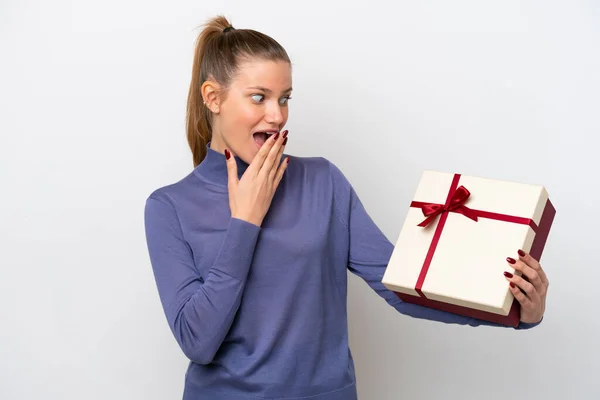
[283,108,289,123]
[230,105,262,131]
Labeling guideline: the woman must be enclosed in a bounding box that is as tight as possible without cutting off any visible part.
[144,15,549,400]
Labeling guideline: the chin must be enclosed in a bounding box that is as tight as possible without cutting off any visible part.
[236,146,257,165]
[239,138,262,164]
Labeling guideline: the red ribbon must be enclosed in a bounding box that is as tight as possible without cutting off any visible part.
[409,174,538,298]
[412,185,478,227]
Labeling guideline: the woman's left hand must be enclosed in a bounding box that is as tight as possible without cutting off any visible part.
[504,250,549,324]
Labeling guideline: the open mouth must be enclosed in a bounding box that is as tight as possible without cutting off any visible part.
[253,131,277,147]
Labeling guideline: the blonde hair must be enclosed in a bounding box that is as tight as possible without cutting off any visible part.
[186,15,291,166]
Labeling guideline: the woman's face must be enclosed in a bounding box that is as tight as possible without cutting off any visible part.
[206,58,292,164]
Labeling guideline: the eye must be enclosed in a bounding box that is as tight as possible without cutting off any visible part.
[251,94,264,103]
[279,96,292,105]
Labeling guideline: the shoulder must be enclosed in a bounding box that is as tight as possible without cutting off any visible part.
[144,171,202,235]
[286,154,354,199]
[145,170,198,209]
[287,154,347,182]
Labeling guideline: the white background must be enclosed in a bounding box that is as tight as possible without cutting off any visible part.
[1,1,599,399]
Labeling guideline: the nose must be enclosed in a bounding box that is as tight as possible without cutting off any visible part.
[265,101,284,126]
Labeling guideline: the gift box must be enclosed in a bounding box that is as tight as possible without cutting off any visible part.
[382,171,555,327]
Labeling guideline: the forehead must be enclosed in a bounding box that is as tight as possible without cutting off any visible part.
[232,59,292,90]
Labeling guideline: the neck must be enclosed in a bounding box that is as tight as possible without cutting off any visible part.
[208,131,226,154]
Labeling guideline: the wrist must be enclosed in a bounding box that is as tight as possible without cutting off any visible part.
[231,213,262,227]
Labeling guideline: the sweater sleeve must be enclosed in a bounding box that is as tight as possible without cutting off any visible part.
[328,161,541,330]
[144,193,261,364]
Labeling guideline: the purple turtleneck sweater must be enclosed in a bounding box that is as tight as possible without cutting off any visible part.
[143,145,538,400]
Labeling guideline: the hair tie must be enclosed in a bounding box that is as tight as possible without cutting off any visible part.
[223,26,234,33]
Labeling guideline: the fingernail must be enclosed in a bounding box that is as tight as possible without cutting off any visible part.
[510,282,516,288]
[273,133,279,141]
[506,257,516,264]
[504,271,513,278]
[283,137,288,145]
[518,249,526,257]
[224,149,231,160]
[286,156,290,163]
[282,130,289,138]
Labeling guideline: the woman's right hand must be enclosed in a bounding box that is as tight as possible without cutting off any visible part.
[225,131,289,227]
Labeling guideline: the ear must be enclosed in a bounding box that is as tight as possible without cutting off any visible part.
[201,79,221,114]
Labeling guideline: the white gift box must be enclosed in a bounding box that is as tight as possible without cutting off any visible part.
[382,171,555,327]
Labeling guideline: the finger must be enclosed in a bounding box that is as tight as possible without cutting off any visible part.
[224,149,238,189]
[518,249,549,286]
[273,156,290,187]
[258,131,285,179]
[508,279,532,308]
[507,257,545,296]
[504,271,538,300]
[269,132,288,181]
[248,132,279,175]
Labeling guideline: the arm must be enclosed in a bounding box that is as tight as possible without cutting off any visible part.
[328,162,540,330]
[144,193,260,364]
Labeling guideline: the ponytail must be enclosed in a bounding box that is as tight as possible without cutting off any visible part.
[185,15,291,167]
[186,17,226,167]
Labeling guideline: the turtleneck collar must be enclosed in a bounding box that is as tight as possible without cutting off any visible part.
[193,143,250,189]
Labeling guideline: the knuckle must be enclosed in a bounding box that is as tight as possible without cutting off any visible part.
[513,261,523,270]
[530,271,539,281]
[525,282,535,294]
[530,257,541,267]
[514,290,524,301]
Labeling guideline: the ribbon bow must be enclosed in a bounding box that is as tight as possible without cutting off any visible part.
[416,185,479,227]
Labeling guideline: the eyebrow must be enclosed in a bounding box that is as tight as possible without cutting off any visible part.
[247,86,293,94]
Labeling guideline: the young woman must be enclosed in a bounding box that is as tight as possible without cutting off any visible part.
[144,15,549,400]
